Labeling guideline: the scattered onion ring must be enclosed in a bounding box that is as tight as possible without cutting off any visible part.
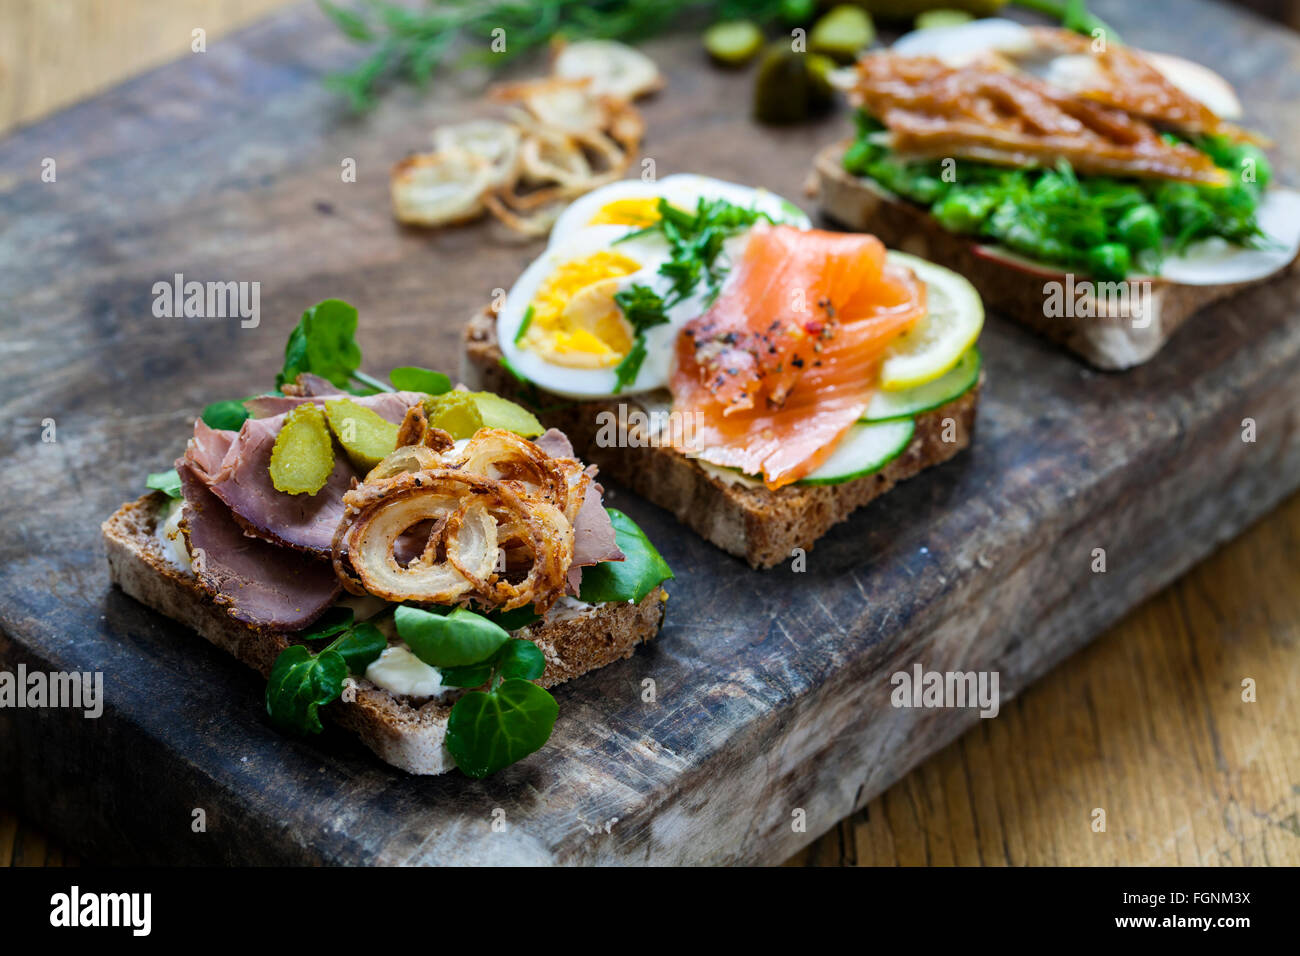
[391,40,657,236]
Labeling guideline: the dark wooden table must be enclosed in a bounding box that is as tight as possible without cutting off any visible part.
[2,0,1299,865]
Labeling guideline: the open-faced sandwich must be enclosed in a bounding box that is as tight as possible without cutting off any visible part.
[103,300,672,777]
[463,174,984,568]
[813,18,1300,369]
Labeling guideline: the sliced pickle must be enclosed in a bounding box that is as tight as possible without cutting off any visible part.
[424,391,485,440]
[753,45,810,124]
[703,20,764,67]
[269,403,335,495]
[809,5,875,63]
[324,398,400,471]
[470,392,544,437]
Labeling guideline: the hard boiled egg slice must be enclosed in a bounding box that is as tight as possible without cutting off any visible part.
[549,174,809,245]
[497,225,679,398]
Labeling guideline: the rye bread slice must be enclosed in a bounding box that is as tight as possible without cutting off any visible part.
[461,310,979,569]
[102,492,667,775]
[812,140,1300,370]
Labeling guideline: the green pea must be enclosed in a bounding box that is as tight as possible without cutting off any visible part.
[933,191,991,233]
[1087,243,1131,280]
[842,139,874,175]
[1116,204,1162,250]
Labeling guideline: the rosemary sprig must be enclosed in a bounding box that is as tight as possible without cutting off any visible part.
[318,0,789,110]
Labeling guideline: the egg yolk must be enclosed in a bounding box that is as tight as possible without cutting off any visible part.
[522,251,642,369]
[587,197,664,228]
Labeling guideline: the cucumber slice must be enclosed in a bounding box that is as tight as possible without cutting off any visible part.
[798,418,915,486]
[863,346,980,423]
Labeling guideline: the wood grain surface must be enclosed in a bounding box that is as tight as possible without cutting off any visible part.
[1,0,1298,866]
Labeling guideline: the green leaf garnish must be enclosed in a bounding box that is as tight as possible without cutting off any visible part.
[277,299,364,390]
[611,284,670,393]
[494,638,546,681]
[266,645,347,735]
[445,678,559,778]
[621,197,771,305]
[264,609,387,734]
[513,304,535,345]
[201,398,251,431]
[394,605,510,668]
[389,366,452,395]
[579,508,674,605]
[146,469,183,499]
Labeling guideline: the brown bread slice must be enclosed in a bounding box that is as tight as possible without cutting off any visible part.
[462,310,979,569]
[812,141,1300,370]
[102,492,667,775]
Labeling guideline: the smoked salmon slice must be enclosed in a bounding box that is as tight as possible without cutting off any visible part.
[670,224,925,489]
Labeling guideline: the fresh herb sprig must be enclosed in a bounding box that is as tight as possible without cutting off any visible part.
[607,197,769,390]
[611,284,669,392]
[619,197,772,304]
[318,0,791,110]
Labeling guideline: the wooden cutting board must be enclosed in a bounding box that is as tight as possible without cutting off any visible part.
[2,0,1299,865]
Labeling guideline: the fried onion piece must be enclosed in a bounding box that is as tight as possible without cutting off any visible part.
[395,404,429,449]
[492,76,609,135]
[483,192,567,237]
[333,462,577,613]
[551,40,664,102]
[431,119,522,188]
[345,476,493,604]
[391,149,493,226]
[455,428,570,515]
[366,445,446,483]
[520,127,594,187]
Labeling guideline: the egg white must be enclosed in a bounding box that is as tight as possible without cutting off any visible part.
[549,173,809,246]
[497,225,673,398]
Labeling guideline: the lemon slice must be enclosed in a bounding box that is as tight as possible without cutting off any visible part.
[879,251,984,391]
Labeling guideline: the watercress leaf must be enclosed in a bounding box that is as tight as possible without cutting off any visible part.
[278,299,363,389]
[265,645,348,735]
[438,662,494,689]
[145,469,182,499]
[394,605,510,668]
[202,398,251,431]
[495,638,546,682]
[486,605,541,632]
[329,622,387,675]
[579,508,674,605]
[445,678,559,777]
[389,366,452,395]
[278,324,309,390]
[298,606,354,643]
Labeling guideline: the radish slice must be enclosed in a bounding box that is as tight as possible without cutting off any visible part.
[1143,51,1243,121]
[892,18,1034,64]
[1158,187,1300,285]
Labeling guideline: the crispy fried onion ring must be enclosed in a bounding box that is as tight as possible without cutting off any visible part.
[333,444,578,613]
[392,41,655,236]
